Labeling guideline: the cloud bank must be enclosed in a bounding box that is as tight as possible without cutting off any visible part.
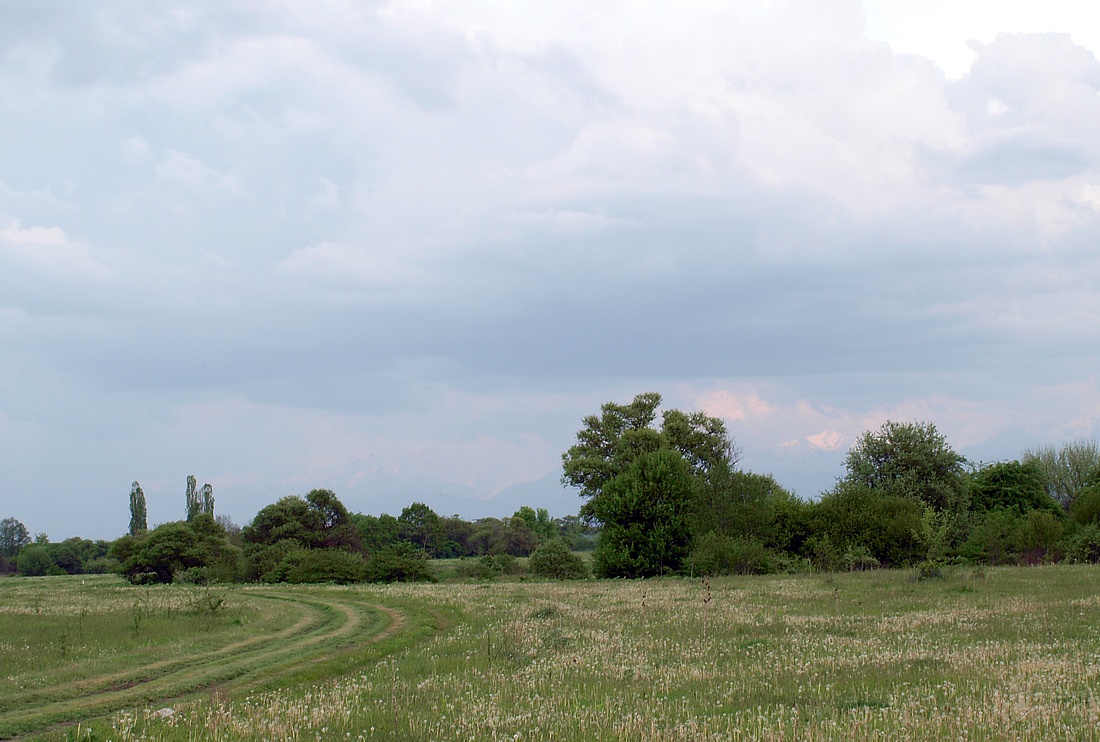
[2,1,1100,537]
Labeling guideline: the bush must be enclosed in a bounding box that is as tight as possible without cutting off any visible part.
[1070,485,1100,526]
[528,539,589,580]
[16,545,54,577]
[1064,524,1100,563]
[811,484,926,568]
[804,534,843,572]
[282,548,366,584]
[175,566,210,585]
[458,553,520,580]
[246,539,301,583]
[958,509,1022,565]
[364,543,436,583]
[842,545,880,571]
[84,556,120,574]
[687,533,773,576]
[1016,510,1064,564]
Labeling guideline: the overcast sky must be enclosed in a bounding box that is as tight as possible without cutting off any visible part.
[4,1,1100,540]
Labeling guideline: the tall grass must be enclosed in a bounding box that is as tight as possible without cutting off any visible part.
[69,564,1100,741]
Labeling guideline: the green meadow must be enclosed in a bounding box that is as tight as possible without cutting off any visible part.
[4,565,1100,740]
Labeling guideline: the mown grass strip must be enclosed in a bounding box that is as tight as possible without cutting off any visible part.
[0,589,404,739]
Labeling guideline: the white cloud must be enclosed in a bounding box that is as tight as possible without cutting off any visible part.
[0,220,67,245]
[0,219,108,279]
[696,389,777,422]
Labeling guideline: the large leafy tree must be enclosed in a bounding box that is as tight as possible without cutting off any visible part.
[0,517,31,559]
[843,420,968,514]
[243,489,359,552]
[968,461,1060,515]
[122,514,242,584]
[562,392,740,517]
[590,449,697,577]
[562,393,742,577]
[398,502,447,557]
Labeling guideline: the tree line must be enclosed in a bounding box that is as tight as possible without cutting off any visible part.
[562,393,1100,578]
[0,473,595,583]
[4,391,1100,583]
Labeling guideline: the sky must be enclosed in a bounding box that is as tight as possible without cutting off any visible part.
[3,1,1100,540]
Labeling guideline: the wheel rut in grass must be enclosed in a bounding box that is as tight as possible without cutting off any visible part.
[0,589,409,739]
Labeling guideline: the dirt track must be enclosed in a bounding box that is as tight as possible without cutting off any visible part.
[0,589,407,739]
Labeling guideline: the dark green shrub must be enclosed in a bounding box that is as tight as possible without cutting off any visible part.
[458,555,499,580]
[969,460,1060,515]
[1065,524,1100,563]
[529,539,589,580]
[364,543,436,583]
[958,509,1021,565]
[282,548,366,584]
[1016,510,1064,564]
[459,553,521,580]
[591,450,696,578]
[687,533,773,576]
[1070,485,1100,526]
[175,566,210,585]
[84,556,120,574]
[246,539,301,582]
[16,545,54,577]
[811,483,926,567]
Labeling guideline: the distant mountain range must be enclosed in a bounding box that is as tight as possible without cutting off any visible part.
[345,472,584,521]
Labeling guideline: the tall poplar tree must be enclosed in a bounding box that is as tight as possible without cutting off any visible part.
[200,483,215,517]
[185,475,200,521]
[128,481,147,535]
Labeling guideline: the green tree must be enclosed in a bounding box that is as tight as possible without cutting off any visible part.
[129,481,148,535]
[562,392,666,505]
[562,393,740,514]
[199,483,214,517]
[812,482,926,568]
[1024,440,1100,510]
[555,515,598,551]
[121,522,200,583]
[968,461,1060,515]
[398,502,446,557]
[528,538,589,579]
[1069,483,1100,526]
[843,420,968,515]
[0,517,31,559]
[122,515,241,584]
[590,449,697,578]
[350,513,401,552]
[303,489,359,551]
[244,491,360,551]
[16,544,54,576]
[513,506,555,541]
[244,496,322,549]
[185,475,200,521]
[562,393,743,577]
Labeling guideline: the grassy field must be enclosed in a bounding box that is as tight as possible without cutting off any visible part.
[5,565,1100,740]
